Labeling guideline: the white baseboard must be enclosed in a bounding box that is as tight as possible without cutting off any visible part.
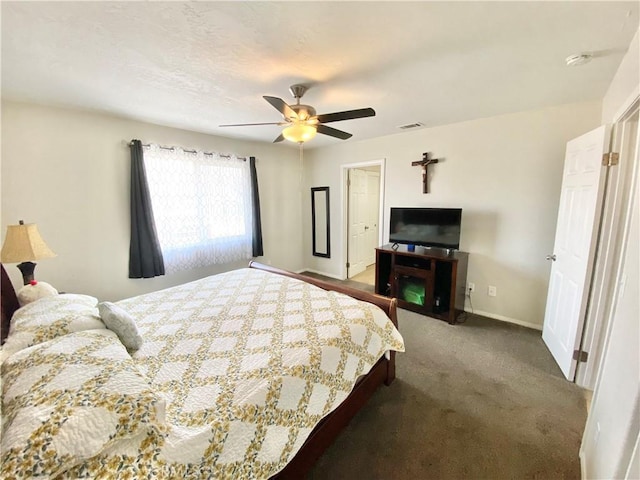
[579,448,586,480]
[297,268,344,281]
[464,307,543,331]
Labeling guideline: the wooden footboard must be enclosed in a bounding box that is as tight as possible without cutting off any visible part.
[248,261,398,478]
[248,261,398,327]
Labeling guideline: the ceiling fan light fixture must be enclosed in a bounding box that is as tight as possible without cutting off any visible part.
[222,85,374,143]
[283,123,317,143]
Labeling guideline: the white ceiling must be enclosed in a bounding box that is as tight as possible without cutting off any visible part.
[2,2,638,149]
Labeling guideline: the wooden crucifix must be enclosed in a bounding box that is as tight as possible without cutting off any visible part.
[411,152,440,193]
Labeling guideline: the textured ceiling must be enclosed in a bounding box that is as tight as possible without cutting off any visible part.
[2,2,638,148]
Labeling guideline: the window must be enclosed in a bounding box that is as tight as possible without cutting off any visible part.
[143,144,254,273]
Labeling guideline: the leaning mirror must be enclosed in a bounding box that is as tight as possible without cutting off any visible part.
[311,187,330,258]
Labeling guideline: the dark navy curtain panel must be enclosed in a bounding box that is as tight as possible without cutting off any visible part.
[129,139,165,278]
[249,156,264,257]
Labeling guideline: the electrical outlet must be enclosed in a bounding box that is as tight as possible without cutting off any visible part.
[488,285,497,297]
[467,282,475,293]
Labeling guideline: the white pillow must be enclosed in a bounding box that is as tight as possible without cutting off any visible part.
[3,294,105,358]
[0,329,165,478]
[98,302,143,351]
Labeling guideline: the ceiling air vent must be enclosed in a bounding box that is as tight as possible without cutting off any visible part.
[398,122,424,130]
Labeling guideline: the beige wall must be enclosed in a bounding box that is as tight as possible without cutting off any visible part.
[602,29,639,123]
[303,101,601,328]
[1,101,303,301]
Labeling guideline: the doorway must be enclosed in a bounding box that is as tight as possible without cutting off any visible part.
[576,99,639,388]
[342,160,385,281]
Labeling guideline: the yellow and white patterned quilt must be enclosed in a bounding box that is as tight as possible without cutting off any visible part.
[67,268,404,479]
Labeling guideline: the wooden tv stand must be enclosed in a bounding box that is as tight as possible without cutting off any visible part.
[375,244,469,324]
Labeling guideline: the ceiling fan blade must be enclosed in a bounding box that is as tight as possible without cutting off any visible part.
[263,96,297,120]
[315,107,375,124]
[219,122,286,127]
[273,133,285,143]
[317,124,352,140]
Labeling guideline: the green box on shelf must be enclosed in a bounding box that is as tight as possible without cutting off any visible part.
[402,282,425,306]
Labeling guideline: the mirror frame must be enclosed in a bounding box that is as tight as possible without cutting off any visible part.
[311,186,331,258]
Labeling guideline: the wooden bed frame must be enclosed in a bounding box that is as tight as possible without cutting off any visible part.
[1,263,20,345]
[0,262,398,479]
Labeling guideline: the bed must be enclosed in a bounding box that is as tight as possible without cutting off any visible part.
[0,261,404,479]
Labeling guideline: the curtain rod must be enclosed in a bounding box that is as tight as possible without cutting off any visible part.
[128,140,247,161]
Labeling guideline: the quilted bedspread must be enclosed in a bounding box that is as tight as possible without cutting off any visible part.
[66,268,404,479]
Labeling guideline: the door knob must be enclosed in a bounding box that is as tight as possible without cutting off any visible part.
[365,225,369,230]
[546,254,557,261]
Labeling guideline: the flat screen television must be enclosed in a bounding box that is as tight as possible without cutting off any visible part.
[389,207,462,250]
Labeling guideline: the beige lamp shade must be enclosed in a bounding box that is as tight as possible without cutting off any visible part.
[1,222,56,263]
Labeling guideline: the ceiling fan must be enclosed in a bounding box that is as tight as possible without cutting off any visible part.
[220,84,376,144]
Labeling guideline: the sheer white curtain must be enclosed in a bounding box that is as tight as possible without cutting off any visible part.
[143,144,253,273]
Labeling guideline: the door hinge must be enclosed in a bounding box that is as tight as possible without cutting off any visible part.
[602,152,619,166]
[573,350,589,363]
[346,262,350,268]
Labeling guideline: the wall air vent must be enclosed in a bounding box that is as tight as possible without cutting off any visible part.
[398,122,424,130]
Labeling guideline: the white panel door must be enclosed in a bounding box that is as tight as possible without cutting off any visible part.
[365,171,380,266]
[348,169,367,278]
[542,125,610,380]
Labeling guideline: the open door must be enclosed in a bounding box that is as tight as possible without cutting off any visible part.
[347,169,367,278]
[344,161,385,281]
[542,125,611,380]
[365,170,380,266]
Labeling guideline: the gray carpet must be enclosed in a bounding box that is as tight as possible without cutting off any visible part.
[308,310,587,479]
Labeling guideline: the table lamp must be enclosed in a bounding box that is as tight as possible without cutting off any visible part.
[1,220,56,285]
